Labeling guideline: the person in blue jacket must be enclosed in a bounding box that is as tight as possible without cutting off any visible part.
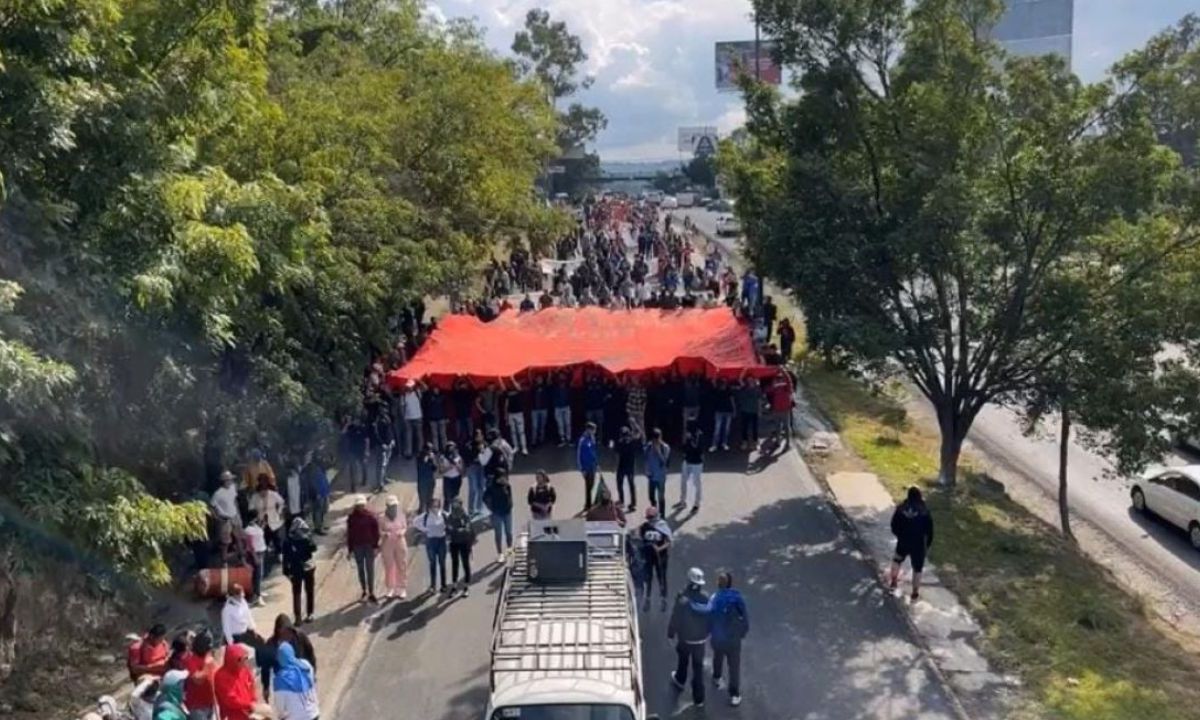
[577,421,600,511]
[708,571,750,707]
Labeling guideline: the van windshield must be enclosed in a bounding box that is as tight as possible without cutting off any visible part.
[490,705,636,720]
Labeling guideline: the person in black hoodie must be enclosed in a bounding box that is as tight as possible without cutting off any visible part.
[614,426,640,511]
[667,567,711,708]
[281,517,318,623]
[483,473,515,558]
[888,486,935,601]
[446,499,477,597]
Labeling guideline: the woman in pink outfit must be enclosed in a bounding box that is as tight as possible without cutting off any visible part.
[380,494,410,599]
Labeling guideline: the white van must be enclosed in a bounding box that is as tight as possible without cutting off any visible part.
[485,523,657,720]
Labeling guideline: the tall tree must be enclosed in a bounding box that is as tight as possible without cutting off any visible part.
[1113,14,1200,168]
[512,8,608,197]
[726,0,1198,485]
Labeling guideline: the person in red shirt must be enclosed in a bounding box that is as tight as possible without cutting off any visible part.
[346,495,382,602]
[767,372,795,446]
[182,630,218,719]
[127,623,169,680]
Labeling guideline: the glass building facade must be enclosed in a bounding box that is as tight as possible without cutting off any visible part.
[992,0,1074,66]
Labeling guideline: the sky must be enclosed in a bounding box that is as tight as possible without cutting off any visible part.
[428,0,1197,161]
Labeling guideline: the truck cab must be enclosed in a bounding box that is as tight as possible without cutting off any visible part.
[486,522,655,720]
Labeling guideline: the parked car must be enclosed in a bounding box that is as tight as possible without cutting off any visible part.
[677,192,696,207]
[661,195,679,209]
[715,214,741,236]
[1131,466,1200,549]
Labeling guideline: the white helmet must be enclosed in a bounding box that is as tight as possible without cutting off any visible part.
[687,567,706,586]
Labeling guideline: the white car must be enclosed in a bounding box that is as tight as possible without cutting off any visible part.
[1131,465,1200,549]
[715,214,741,236]
[661,195,679,209]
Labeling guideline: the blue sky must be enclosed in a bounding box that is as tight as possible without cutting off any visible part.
[429,0,1197,161]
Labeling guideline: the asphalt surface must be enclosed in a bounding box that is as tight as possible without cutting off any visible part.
[677,207,1200,615]
[335,440,959,720]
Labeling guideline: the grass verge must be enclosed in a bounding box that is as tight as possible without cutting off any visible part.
[801,364,1200,720]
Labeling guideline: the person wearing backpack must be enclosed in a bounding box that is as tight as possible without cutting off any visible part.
[446,498,477,597]
[709,571,750,707]
[413,497,450,595]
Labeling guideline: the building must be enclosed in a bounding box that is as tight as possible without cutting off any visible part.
[992,0,1074,66]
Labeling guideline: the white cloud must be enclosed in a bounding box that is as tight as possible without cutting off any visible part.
[430,0,1196,160]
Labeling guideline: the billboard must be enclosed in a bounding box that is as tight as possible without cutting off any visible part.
[715,41,781,91]
[678,126,719,154]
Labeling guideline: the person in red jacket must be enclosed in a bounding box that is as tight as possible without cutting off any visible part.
[347,495,381,603]
[214,643,269,720]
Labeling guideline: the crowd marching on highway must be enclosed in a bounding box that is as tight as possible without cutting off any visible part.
[97,194,934,720]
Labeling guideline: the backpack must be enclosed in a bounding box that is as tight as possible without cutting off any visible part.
[448,514,475,546]
[720,598,749,640]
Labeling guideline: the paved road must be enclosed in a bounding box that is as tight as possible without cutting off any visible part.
[335,441,958,720]
[677,207,1200,617]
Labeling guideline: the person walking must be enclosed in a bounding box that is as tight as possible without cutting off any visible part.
[271,642,319,720]
[340,415,368,491]
[282,517,317,624]
[210,471,241,529]
[614,426,639,512]
[483,473,515,558]
[527,470,557,520]
[425,385,449,451]
[446,498,476,597]
[625,377,647,438]
[401,380,424,458]
[214,643,270,720]
[466,429,487,517]
[503,380,529,456]
[777,318,796,361]
[678,424,704,513]
[413,497,450,595]
[644,428,671,516]
[530,374,551,447]
[440,442,465,506]
[243,511,268,606]
[736,377,762,450]
[552,374,572,446]
[668,567,711,708]
[379,495,409,600]
[709,379,736,452]
[346,495,380,603]
[368,410,395,492]
[577,421,600,511]
[888,486,935,601]
[182,630,218,720]
[415,441,438,514]
[762,296,778,342]
[302,455,331,535]
[709,571,750,706]
[637,506,672,612]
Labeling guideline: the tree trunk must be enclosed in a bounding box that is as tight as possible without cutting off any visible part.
[0,558,17,681]
[1058,408,1075,541]
[936,402,967,487]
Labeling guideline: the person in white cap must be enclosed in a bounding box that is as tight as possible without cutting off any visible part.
[667,567,711,708]
[380,494,410,599]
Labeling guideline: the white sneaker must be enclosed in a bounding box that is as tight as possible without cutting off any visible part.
[399,590,408,600]
[730,695,742,707]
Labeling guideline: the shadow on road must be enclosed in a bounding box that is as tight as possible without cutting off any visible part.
[1125,507,1200,572]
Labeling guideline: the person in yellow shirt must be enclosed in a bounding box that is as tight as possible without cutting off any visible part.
[242,448,277,492]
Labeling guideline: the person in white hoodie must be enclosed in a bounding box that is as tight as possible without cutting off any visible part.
[272,641,319,720]
[220,584,258,646]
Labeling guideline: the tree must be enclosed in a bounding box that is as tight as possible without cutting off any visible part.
[684,154,717,190]
[727,0,1198,486]
[512,9,608,197]
[0,0,566,683]
[1113,14,1200,168]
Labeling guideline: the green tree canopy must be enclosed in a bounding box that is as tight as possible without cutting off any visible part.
[726,0,1200,485]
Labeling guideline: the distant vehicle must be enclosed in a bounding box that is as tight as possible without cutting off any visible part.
[486,522,658,720]
[641,190,664,204]
[1131,466,1200,549]
[661,195,679,209]
[711,198,734,213]
[676,192,696,207]
[715,214,741,236]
